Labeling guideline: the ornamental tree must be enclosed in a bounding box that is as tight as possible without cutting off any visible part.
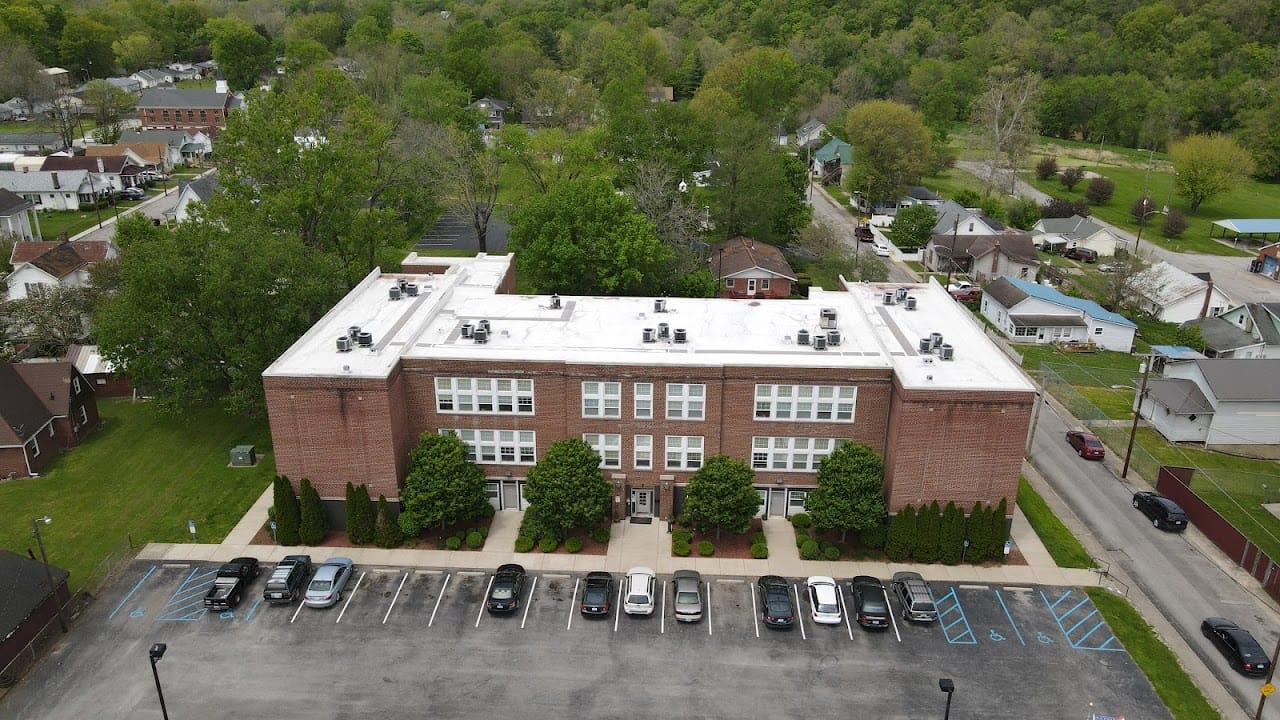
[804,442,887,542]
[398,432,490,535]
[523,439,612,539]
[682,455,761,539]
[273,475,301,545]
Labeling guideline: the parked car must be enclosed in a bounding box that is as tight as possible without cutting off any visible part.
[1202,617,1271,676]
[580,571,614,617]
[303,557,354,608]
[120,186,146,201]
[672,570,703,622]
[950,286,982,302]
[945,280,973,292]
[872,241,891,257]
[1065,430,1106,460]
[854,225,875,242]
[263,555,312,604]
[1064,246,1099,263]
[757,575,795,630]
[1098,262,1127,273]
[891,571,938,622]
[623,566,656,616]
[203,557,260,610]
[1132,491,1188,531]
[487,563,527,613]
[850,576,891,629]
[805,576,842,625]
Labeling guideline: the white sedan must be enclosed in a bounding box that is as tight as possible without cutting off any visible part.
[805,576,842,625]
[872,241,892,257]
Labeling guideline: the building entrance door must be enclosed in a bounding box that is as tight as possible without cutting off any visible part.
[769,488,788,518]
[631,488,654,517]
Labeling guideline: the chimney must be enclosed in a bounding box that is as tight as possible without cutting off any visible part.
[991,240,1000,276]
[97,157,105,172]
[51,172,59,189]
[1199,278,1215,319]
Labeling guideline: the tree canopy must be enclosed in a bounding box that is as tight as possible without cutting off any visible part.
[804,442,887,541]
[523,438,612,537]
[1170,134,1256,213]
[398,432,490,535]
[681,455,760,538]
[843,101,936,203]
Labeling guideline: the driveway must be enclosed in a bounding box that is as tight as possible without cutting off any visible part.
[807,182,917,283]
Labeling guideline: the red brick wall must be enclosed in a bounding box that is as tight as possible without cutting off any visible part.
[721,279,792,299]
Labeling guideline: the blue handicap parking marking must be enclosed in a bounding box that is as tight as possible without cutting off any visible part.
[988,629,1005,642]
[157,566,218,622]
[109,565,157,620]
[934,587,977,645]
[129,607,145,618]
[220,609,236,619]
[1040,589,1122,652]
[1037,631,1054,644]
[993,590,1026,646]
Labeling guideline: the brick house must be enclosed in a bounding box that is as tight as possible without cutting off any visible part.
[0,362,100,478]
[711,237,796,299]
[136,88,232,132]
[0,550,71,673]
[263,256,1034,527]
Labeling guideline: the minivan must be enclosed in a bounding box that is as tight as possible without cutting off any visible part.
[891,571,938,622]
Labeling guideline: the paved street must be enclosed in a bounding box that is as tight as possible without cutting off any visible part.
[807,182,918,283]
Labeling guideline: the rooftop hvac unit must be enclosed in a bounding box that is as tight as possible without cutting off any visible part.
[654,298,667,313]
[473,327,489,343]
[827,329,842,346]
[479,319,491,333]
[939,344,954,360]
[657,323,670,339]
[461,323,474,338]
[389,286,402,300]
[813,335,828,351]
[882,292,895,305]
[550,294,561,309]
[405,283,419,297]
[918,337,933,354]
[930,332,944,349]
[797,329,810,345]
[357,331,373,347]
[820,308,838,329]
[895,287,909,301]
[673,328,688,344]
[642,327,656,343]
[905,296,917,310]
[347,325,361,340]
[336,336,353,352]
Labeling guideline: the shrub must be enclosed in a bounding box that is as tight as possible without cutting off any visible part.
[790,512,812,529]
[539,537,559,553]
[514,536,534,553]
[884,505,918,562]
[445,536,462,550]
[822,545,841,561]
[591,526,611,544]
[453,530,467,542]
[466,531,484,549]
[374,495,403,548]
[751,543,769,559]
[672,529,694,544]
[1084,177,1115,204]
[673,540,692,556]
[273,476,301,546]
[1040,198,1090,219]
[751,532,767,545]
[796,531,810,548]
[478,526,489,539]
[697,540,715,557]
[1161,209,1188,237]
[1035,156,1058,180]
[480,502,496,518]
[1005,197,1041,230]
[565,536,583,553]
[800,540,821,560]
[519,508,561,544]
[1129,195,1156,222]
[938,502,966,565]
[967,502,990,562]
[346,483,376,545]
[1059,167,1085,191]
[298,478,328,546]
[860,523,887,549]
[915,501,942,564]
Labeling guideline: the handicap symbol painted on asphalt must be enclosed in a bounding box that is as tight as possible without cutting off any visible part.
[220,610,236,619]
[129,607,145,618]
[1037,632,1054,644]
[989,629,1006,642]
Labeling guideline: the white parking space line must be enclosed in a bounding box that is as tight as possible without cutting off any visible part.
[888,594,903,642]
[383,572,409,624]
[614,584,622,633]
[475,576,494,628]
[290,599,306,624]
[706,584,712,636]
[660,580,667,634]
[428,573,450,627]
[750,583,760,638]
[567,577,580,630]
[520,576,538,629]
[336,571,366,624]
[793,584,807,640]
[838,585,853,640]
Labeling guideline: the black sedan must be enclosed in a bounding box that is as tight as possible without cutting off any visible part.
[1202,617,1271,677]
[487,563,527,613]
[757,575,795,629]
[850,575,891,629]
[580,571,613,616]
[1132,491,1188,531]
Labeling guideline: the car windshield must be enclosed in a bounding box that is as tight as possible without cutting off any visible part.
[310,580,332,591]
[492,585,514,599]
[584,586,607,602]
[860,590,887,611]
[628,594,649,605]
[1085,438,1103,448]
[817,602,838,614]
[916,602,936,613]
[677,591,699,604]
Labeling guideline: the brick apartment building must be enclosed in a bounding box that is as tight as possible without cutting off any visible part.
[263,254,1036,526]
[136,88,232,133]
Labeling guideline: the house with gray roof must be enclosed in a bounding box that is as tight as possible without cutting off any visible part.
[980,275,1136,351]
[103,76,143,95]
[130,68,174,89]
[928,199,1008,237]
[1031,214,1126,256]
[136,88,232,131]
[164,172,220,224]
[922,233,1040,284]
[0,170,110,211]
[0,188,38,240]
[0,133,64,154]
[1132,261,1236,323]
[1184,302,1280,359]
[1138,358,1280,453]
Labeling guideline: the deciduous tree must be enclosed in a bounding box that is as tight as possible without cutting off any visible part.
[843,101,935,205]
[398,432,490,535]
[1170,134,1255,213]
[682,455,760,540]
[7,285,91,357]
[84,80,134,144]
[804,442,887,542]
[0,45,54,118]
[972,71,1041,194]
[204,17,273,91]
[416,123,501,253]
[889,204,937,251]
[523,439,612,539]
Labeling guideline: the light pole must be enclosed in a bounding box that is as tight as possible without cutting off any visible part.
[1122,356,1153,479]
[1133,197,1161,256]
[32,516,67,633]
[149,643,170,720]
[939,677,955,720]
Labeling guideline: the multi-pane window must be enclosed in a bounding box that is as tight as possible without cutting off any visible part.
[582,381,621,418]
[583,433,622,468]
[754,385,856,422]
[444,429,536,465]
[435,377,534,415]
[666,384,705,420]
[634,383,653,419]
[1013,326,1037,337]
[634,435,653,469]
[751,437,839,471]
[665,435,704,469]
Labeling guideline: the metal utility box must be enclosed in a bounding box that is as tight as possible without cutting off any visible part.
[230,445,257,467]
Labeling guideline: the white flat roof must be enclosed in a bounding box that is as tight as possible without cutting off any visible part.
[263,254,1034,393]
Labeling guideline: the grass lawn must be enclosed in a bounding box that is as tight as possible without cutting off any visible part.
[1085,588,1222,720]
[0,400,275,593]
[1016,478,1094,568]
[1075,386,1135,420]
[1019,344,1146,375]
[35,210,105,241]
[921,166,990,201]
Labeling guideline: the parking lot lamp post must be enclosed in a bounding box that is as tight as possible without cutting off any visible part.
[149,643,170,720]
[938,678,955,720]
[1121,357,1153,479]
[32,516,67,633]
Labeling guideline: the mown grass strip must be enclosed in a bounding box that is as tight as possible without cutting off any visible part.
[1016,477,1094,569]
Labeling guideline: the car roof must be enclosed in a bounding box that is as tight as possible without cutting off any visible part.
[313,564,339,578]
[851,575,882,586]
[807,576,835,585]
[497,563,524,574]
[585,571,611,582]
[627,566,655,577]
[323,556,352,565]
[1152,496,1184,512]
[892,571,924,582]
[760,575,788,587]
[673,569,700,580]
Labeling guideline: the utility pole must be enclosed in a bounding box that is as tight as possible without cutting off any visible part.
[1252,635,1280,720]
[1122,356,1152,479]
[943,216,960,290]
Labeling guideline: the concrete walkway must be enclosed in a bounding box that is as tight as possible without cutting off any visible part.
[142,485,1103,587]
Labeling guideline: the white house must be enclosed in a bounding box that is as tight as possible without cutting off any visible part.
[164,173,219,224]
[1139,358,1280,454]
[130,68,175,89]
[0,170,109,211]
[6,240,117,301]
[930,199,1007,237]
[1032,215,1127,257]
[793,119,827,149]
[1183,302,1280,359]
[1132,261,1235,323]
[981,276,1137,351]
[0,188,38,240]
[921,233,1041,283]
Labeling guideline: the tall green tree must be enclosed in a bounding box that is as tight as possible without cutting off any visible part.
[844,101,935,204]
[345,482,376,544]
[523,439,611,539]
[1170,134,1256,213]
[0,44,54,118]
[682,455,760,540]
[707,115,810,242]
[298,478,328,546]
[938,502,966,565]
[804,442,887,542]
[273,475,301,545]
[204,17,273,91]
[398,432,490,535]
[966,502,990,562]
[889,204,938,250]
[884,505,918,562]
[914,500,942,564]
[374,495,404,548]
[59,15,116,78]
[696,47,800,122]
[84,80,135,144]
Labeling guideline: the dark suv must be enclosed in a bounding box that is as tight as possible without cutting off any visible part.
[1132,491,1187,531]
[1064,246,1099,263]
[263,555,312,604]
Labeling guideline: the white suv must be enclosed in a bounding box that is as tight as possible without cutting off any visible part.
[623,566,656,616]
[806,576,842,625]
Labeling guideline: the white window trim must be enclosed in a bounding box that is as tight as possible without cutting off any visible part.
[634,434,653,469]
[634,383,653,420]
[435,377,534,415]
[28,437,40,457]
[79,405,88,424]
[665,383,706,420]
[751,436,839,472]
[582,381,621,418]
[754,384,856,422]
[583,433,622,469]
[665,435,704,470]
[442,428,537,465]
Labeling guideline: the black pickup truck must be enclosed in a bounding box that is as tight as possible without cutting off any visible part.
[203,557,260,610]
[263,555,312,604]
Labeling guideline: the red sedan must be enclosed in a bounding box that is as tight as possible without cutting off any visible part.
[1066,430,1106,459]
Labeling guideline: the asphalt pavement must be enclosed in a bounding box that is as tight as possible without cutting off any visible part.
[807,182,919,283]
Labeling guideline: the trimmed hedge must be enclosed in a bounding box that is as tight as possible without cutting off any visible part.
[466,531,484,549]
[591,526,610,544]
[822,545,841,561]
[673,529,694,544]
[673,540,692,557]
[697,540,715,557]
[750,543,769,559]
[445,536,462,550]
[751,532,767,545]
[565,537,583,553]
[790,512,812,529]
[539,537,559,553]
[800,540,821,560]
[514,536,534,552]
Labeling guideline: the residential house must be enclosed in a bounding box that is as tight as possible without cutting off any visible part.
[0,101,18,121]
[691,160,720,188]
[710,237,796,299]
[1139,358,1280,454]
[812,137,852,185]
[921,233,1040,283]
[166,62,202,81]
[0,550,71,673]
[40,154,144,191]
[40,67,71,88]
[980,276,1137,351]
[794,119,827,150]
[85,143,171,175]
[0,188,39,240]
[1183,303,1280,359]
[466,97,510,131]
[129,68,175,89]
[929,199,1008,237]
[164,173,220,224]
[101,76,142,96]
[136,88,233,132]
[1032,215,1126,256]
[1253,242,1280,282]
[0,361,100,477]
[121,128,212,165]
[0,133,63,154]
[0,170,110,211]
[1132,261,1235,323]
[65,344,132,397]
[6,240,117,301]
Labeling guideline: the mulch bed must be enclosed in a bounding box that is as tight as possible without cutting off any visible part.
[670,518,764,559]
[522,528,610,556]
[247,515,496,551]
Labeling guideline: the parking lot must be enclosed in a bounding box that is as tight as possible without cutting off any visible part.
[1,560,1169,720]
